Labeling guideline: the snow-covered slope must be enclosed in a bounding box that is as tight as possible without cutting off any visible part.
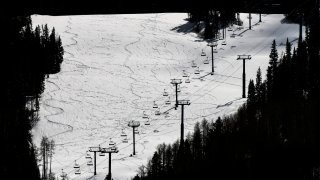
[31,13,301,180]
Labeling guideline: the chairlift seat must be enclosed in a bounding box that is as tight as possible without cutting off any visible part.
[145,121,150,125]
[75,169,81,175]
[74,161,80,169]
[155,110,160,115]
[99,152,105,156]
[122,138,128,143]
[201,50,206,56]
[222,41,227,45]
[185,78,190,83]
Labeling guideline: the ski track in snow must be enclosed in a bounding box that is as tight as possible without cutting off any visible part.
[31,13,302,179]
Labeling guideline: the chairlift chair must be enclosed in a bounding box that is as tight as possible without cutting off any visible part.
[165,97,171,105]
[201,49,206,56]
[163,89,168,96]
[177,85,181,93]
[87,157,93,166]
[204,57,209,64]
[74,161,80,169]
[153,101,158,108]
[155,108,161,116]
[164,111,170,118]
[122,137,128,143]
[230,34,236,38]
[75,168,81,175]
[191,61,197,68]
[185,77,191,83]
[194,67,200,74]
[85,151,91,159]
[142,111,148,119]
[109,138,115,146]
[145,120,150,125]
[99,151,105,156]
[182,70,188,77]
[111,146,118,151]
[134,129,139,134]
[222,41,227,45]
[227,28,233,31]
[120,129,127,137]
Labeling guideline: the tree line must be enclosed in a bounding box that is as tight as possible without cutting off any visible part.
[133,1,320,179]
[1,15,64,180]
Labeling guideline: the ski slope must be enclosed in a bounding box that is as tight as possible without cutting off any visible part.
[31,13,302,180]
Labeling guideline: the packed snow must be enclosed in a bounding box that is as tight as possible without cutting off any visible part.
[31,13,302,179]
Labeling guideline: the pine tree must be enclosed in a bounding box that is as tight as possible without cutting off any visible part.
[247,79,256,108]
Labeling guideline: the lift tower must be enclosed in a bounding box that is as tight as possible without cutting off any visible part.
[237,55,252,98]
[128,120,140,155]
[171,79,182,110]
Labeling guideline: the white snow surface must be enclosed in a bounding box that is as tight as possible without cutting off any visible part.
[31,13,301,180]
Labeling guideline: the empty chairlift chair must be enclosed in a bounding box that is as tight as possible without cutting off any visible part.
[75,168,81,175]
[142,111,148,119]
[194,67,200,74]
[120,129,127,137]
[182,70,188,77]
[145,119,150,125]
[85,151,91,159]
[191,61,197,68]
[222,41,227,45]
[122,137,128,143]
[201,49,206,56]
[155,108,161,116]
[109,138,115,146]
[204,57,209,64]
[163,89,168,96]
[99,151,105,156]
[74,160,80,169]
[153,101,158,109]
[185,76,191,83]
[87,157,93,166]
[165,97,171,105]
[177,85,181,93]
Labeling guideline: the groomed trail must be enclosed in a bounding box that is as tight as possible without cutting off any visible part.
[31,13,302,180]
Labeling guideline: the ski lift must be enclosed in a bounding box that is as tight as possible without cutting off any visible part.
[164,111,170,118]
[163,89,168,96]
[153,101,158,108]
[185,77,191,83]
[204,57,209,64]
[191,61,197,68]
[60,169,67,178]
[111,146,118,151]
[155,108,160,116]
[109,138,115,146]
[230,32,236,38]
[227,27,233,31]
[87,157,93,166]
[145,119,150,125]
[122,137,128,143]
[182,70,188,77]
[74,160,80,169]
[75,168,81,175]
[99,151,105,156]
[222,41,227,45]
[134,129,139,134]
[177,84,181,93]
[200,49,206,56]
[85,151,91,159]
[194,67,200,74]
[165,97,171,105]
[120,129,127,137]
[142,111,148,119]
